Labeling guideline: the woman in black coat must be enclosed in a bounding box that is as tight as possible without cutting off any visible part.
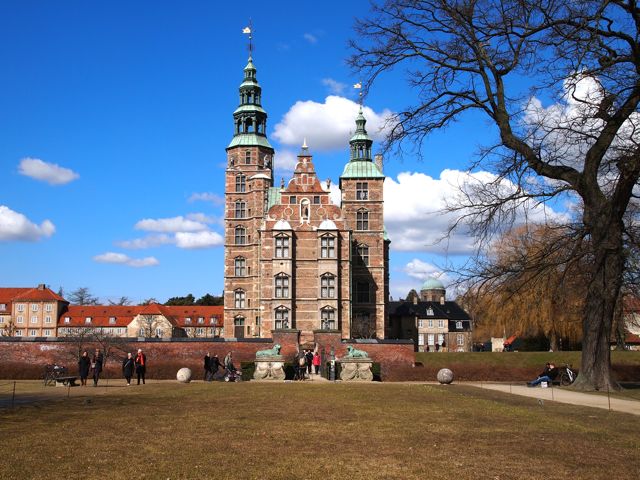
[122,352,134,386]
[78,351,91,386]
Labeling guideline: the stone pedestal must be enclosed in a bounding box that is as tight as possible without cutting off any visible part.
[253,356,286,381]
[339,358,373,382]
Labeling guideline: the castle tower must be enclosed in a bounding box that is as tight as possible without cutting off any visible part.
[223,55,275,338]
[339,107,388,338]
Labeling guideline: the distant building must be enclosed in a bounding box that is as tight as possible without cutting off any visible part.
[387,277,473,352]
[0,284,68,338]
[223,54,389,342]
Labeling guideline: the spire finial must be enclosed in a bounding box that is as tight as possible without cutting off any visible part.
[302,138,308,149]
[242,20,253,59]
[353,82,363,106]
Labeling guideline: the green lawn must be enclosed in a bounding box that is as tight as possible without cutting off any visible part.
[1,381,639,479]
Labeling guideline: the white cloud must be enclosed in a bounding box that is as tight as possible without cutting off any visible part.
[273,96,394,150]
[384,170,567,254]
[188,192,225,205]
[175,231,224,249]
[274,149,299,177]
[186,213,217,224]
[93,252,159,267]
[303,33,318,44]
[403,259,444,281]
[135,216,207,233]
[325,180,341,207]
[0,205,55,241]
[321,78,347,95]
[18,157,79,185]
[116,234,173,249]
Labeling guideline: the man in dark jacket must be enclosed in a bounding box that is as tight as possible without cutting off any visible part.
[92,349,104,387]
[210,354,221,379]
[305,349,314,375]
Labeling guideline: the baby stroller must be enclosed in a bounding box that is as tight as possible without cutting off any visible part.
[223,365,242,382]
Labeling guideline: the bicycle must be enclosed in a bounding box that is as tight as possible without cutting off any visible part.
[559,364,577,386]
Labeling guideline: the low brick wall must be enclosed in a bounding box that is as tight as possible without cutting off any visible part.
[0,336,415,380]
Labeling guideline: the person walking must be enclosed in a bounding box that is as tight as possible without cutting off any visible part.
[78,350,91,386]
[135,348,147,385]
[305,349,313,375]
[92,348,104,387]
[312,351,321,375]
[122,352,134,386]
[210,354,221,379]
[204,352,212,381]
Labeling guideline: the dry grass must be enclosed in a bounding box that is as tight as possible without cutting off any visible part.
[1,380,639,479]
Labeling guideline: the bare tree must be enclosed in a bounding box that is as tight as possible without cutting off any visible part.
[350,0,640,390]
[68,287,99,305]
[0,317,18,337]
[138,314,161,338]
[108,296,132,306]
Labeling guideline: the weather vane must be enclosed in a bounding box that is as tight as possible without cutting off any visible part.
[242,20,253,58]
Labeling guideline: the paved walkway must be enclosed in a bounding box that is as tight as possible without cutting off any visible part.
[468,382,640,416]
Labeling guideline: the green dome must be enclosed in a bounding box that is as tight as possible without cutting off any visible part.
[421,277,445,290]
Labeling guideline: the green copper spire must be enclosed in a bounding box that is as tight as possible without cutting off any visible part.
[348,106,373,162]
[228,55,272,149]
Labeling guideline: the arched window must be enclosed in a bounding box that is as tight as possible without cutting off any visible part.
[274,307,289,329]
[234,290,246,308]
[275,234,289,258]
[235,201,246,218]
[235,226,246,245]
[236,174,246,193]
[321,308,336,330]
[275,274,290,298]
[300,199,310,223]
[321,274,336,298]
[356,209,369,231]
[320,235,335,258]
[356,244,369,266]
[234,257,246,277]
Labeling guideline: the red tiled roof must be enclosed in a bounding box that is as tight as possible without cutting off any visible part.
[0,286,67,304]
[59,305,138,327]
[56,304,224,328]
[164,305,223,327]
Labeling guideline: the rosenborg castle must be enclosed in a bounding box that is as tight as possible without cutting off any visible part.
[0,54,472,352]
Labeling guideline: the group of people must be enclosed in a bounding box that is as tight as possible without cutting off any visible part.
[77,348,147,387]
[203,352,223,381]
[294,349,321,380]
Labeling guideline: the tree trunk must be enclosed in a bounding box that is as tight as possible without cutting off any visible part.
[574,211,623,391]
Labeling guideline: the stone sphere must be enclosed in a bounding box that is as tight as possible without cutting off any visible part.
[176,367,192,383]
[437,368,454,384]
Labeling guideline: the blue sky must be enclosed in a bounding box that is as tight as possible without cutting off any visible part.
[0,1,549,303]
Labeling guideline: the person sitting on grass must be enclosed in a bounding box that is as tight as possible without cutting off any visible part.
[527,362,558,387]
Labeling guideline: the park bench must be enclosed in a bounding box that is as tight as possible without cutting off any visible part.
[43,364,77,387]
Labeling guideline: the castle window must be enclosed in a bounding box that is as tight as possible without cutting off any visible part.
[355,282,370,303]
[235,201,247,218]
[320,235,335,258]
[456,321,463,330]
[275,235,289,258]
[185,317,192,324]
[356,244,369,266]
[235,226,246,245]
[428,319,433,328]
[356,209,369,231]
[31,304,39,312]
[301,199,310,223]
[313,196,320,204]
[245,150,251,164]
[30,316,37,324]
[234,290,246,308]
[45,304,53,312]
[234,257,246,276]
[356,182,369,200]
[109,317,116,325]
[275,274,290,298]
[236,174,246,193]
[321,274,336,299]
[290,195,297,204]
[457,334,465,346]
[321,308,336,330]
[17,316,23,324]
[426,307,434,316]
[16,304,25,312]
[438,320,445,328]
[275,307,289,329]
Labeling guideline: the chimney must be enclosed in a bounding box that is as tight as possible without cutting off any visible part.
[38,283,46,290]
[374,154,383,173]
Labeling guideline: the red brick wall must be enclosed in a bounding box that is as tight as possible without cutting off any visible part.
[0,336,415,380]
